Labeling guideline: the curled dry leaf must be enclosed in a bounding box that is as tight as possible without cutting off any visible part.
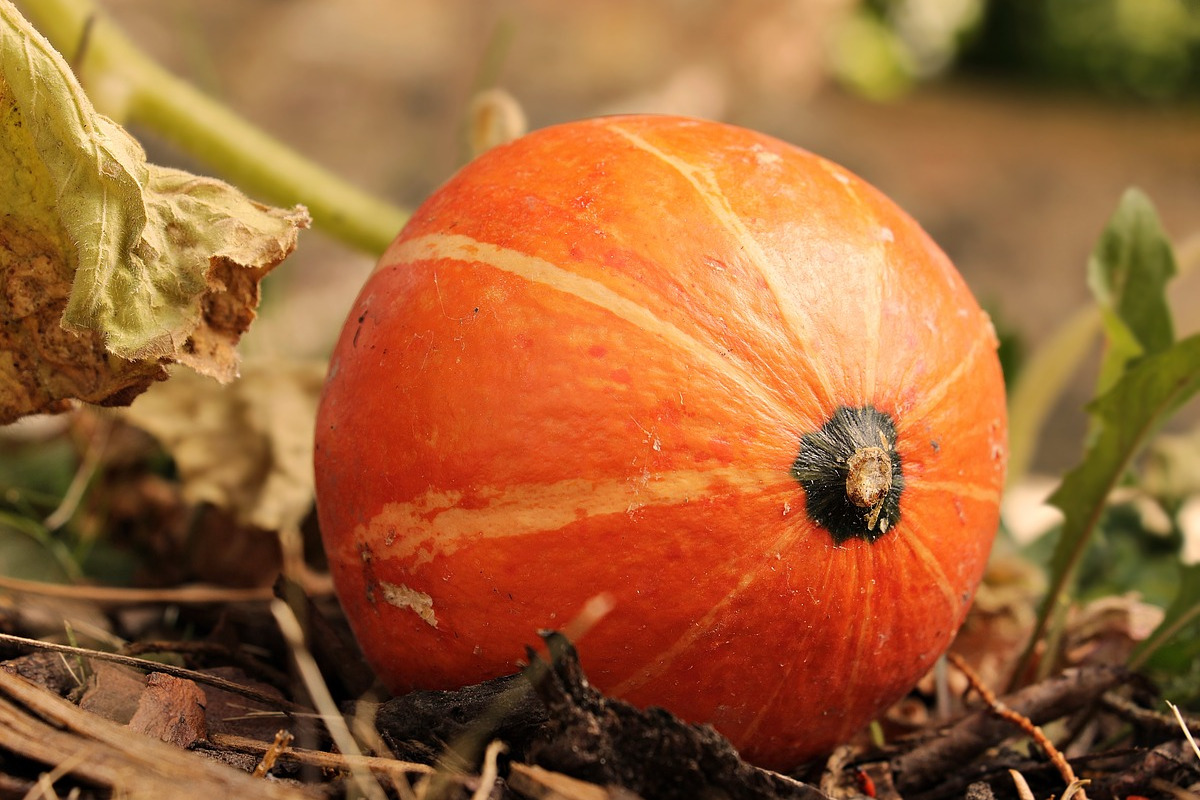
[122,360,326,534]
[0,3,310,424]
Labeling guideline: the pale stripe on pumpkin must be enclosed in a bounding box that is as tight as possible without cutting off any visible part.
[388,232,796,429]
[606,123,846,409]
[357,465,784,568]
[917,480,1002,505]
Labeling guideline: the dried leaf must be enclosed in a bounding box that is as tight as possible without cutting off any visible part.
[0,3,310,424]
[122,360,325,533]
[128,673,208,749]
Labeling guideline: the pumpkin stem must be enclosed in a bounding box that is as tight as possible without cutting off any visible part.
[845,445,892,530]
[791,406,904,544]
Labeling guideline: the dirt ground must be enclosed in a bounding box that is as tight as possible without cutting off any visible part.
[97,0,1200,470]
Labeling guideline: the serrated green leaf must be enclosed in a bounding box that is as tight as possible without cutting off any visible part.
[1087,188,1177,395]
[1013,334,1200,685]
[1050,334,1200,543]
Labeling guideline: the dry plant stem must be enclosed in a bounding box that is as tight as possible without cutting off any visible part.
[1168,701,1200,762]
[891,664,1126,793]
[472,740,506,800]
[0,668,312,800]
[949,654,1086,800]
[270,598,388,800]
[252,730,295,778]
[0,573,275,605]
[43,413,110,532]
[1008,769,1036,800]
[124,639,291,689]
[12,0,409,255]
[0,631,300,713]
[507,762,639,800]
[209,732,436,781]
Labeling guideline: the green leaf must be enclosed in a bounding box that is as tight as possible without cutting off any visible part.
[1087,188,1177,395]
[1051,334,1200,562]
[1011,333,1200,687]
[1129,561,1200,671]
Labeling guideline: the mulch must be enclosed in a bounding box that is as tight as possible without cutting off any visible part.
[0,583,1196,800]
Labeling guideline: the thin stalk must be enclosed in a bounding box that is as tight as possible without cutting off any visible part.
[14,0,409,255]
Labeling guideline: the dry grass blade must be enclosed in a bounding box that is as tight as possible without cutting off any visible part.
[27,745,94,800]
[508,762,644,800]
[270,598,388,800]
[0,668,313,799]
[1168,701,1200,762]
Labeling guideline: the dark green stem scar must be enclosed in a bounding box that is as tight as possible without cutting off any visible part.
[791,406,904,544]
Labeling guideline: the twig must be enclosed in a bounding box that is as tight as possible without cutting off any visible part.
[0,632,301,713]
[123,639,291,689]
[0,668,311,799]
[209,732,435,780]
[0,574,274,605]
[1151,777,1200,800]
[891,664,1126,793]
[252,730,294,778]
[950,654,1086,800]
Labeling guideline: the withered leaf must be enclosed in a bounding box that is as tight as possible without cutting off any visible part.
[123,360,326,534]
[0,4,310,424]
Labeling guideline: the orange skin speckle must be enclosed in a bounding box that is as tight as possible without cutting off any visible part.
[314,116,1007,770]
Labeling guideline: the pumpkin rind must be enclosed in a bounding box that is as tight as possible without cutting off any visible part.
[314,115,1007,769]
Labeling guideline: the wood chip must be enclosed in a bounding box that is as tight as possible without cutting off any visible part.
[128,672,207,748]
[0,666,314,799]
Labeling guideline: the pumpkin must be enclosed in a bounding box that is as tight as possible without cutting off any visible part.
[314,115,1007,769]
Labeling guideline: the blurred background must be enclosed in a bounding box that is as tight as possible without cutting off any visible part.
[0,0,1160,488]
[85,0,1200,474]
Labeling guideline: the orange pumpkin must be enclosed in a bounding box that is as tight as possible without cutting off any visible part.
[314,115,1007,769]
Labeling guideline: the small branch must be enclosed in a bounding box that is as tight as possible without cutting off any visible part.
[891,665,1127,793]
[251,730,294,778]
[0,668,310,800]
[949,654,1086,800]
[209,731,435,781]
[0,574,275,605]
